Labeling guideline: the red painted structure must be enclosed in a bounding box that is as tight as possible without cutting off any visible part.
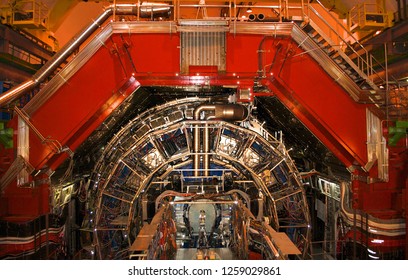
[0,21,406,258]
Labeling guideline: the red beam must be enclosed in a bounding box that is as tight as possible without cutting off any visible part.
[45,77,140,171]
[3,31,379,225]
[263,41,370,167]
[263,76,363,168]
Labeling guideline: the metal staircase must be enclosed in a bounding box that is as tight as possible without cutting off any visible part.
[291,1,406,120]
[301,23,376,91]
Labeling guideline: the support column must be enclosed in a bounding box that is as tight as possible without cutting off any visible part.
[405,175,408,259]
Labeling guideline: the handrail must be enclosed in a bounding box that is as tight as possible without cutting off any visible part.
[340,182,405,236]
[291,24,362,101]
[0,4,138,107]
[369,52,400,85]
[310,0,395,89]
[0,0,394,108]
[307,5,373,81]
[314,0,365,52]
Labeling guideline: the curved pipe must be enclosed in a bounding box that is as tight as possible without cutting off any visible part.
[193,105,216,120]
[0,4,138,107]
[193,104,249,177]
[155,190,195,211]
[225,189,251,211]
[193,105,215,177]
[248,220,281,259]
[340,182,405,236]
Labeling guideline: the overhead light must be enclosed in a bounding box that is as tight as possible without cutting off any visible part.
[247,2,253,13]
[375,30,381,35]
[369,254,379,259]
[367,248,377,254]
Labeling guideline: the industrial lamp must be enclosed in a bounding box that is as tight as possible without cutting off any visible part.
[247,2,253,13]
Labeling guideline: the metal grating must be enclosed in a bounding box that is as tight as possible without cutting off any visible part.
[180,26,226,74]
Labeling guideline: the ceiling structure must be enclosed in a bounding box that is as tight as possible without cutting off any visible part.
[0,1,402,45]
[0,0,407,260]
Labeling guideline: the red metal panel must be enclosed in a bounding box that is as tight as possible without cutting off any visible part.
[121,33,180,74]
[2,183,49,219]
[27,42,134,169]
[264,42,369,167]
[226,34,264,74]
[46,78,140,170]
[5,30,400,231]
[264,77,361,167]
[358,147,408,216]
[344,229,405,254]
[0,231,62,258]
[24,33,180,171]
[22,32,372,190]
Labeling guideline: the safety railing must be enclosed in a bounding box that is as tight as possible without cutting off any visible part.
[8,43,45,65]
[11,0,48,29]
[131,1,388,88]
[305,1,380,86]
[1,1,396,109]
[349,2,388,32]
[117,1,309,23]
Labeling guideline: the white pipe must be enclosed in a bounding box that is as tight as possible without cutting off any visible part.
[340,182,405,236]
[0,4,137,107]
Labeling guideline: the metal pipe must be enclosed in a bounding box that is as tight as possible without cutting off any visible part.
[255,13,279,22]
[0,80,36,106]
[248,13,257,21]
[193,105,215,177]
[203,123,210,177]
[46,213,49,259]
[139,2,172,18]
[397,0,402,21]
[193,122,201,177]
[0,4,137,107]
[193,104,249,177]
[193,105,216,120]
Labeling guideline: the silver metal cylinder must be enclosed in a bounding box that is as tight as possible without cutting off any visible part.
[0,4,137,107]
[257,13,265,21]
[193,105,216,120]
[248,13,257,21]
[203,123,210,177]
[192,104,248,177]
[193,105,215,177]
[214,104,249,121]
[139,2,171,18]
[193,123,200,177]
